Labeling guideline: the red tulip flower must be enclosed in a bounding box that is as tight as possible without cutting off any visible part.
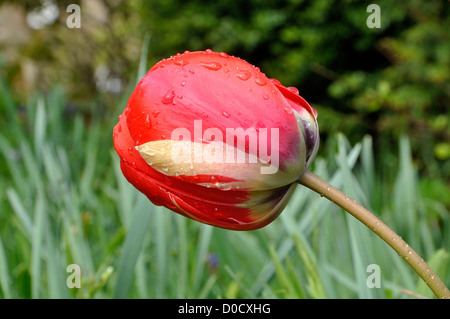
[112,50,450,297]
[113,49,319,230]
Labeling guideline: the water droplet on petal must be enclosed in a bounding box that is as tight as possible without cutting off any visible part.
[255,76,267,86]
[128,147,134,155]
[236,70,251,81]
[199,62,222,71]
[181,81,186,86]
[189,69,195,74]
[152,111,160,118]
[270,78,281,86]
[287,86,299,95]
[221,184,232,191]
[219,52,229,58]
[263,94,269,100]
[162,90,175,104]
[174,59,188,67]
[144,113,152,128]
[284,107,293,115]
[222,111,230,118]
[205,49,213,54]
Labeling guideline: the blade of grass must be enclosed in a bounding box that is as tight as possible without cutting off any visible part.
[337,134,373,298]
[292,234,326,298]
[193,224,213,295]
[154,205,168,298]
[113,196,152,299]
[268,245,299,298]
[176,215,188,298]
[31,190,45,299]
[136,34,151,84]
[0,234,12,298]
[33,98,46,161]
[7,188,34,240]
[45,216,70,299]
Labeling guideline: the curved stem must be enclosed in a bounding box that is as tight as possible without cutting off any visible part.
[298,170,450,299]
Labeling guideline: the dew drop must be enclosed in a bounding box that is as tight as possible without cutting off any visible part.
[221,184,232,191]
[188,69,195,74]
[287,86,299,95]
[284,107,293,115]
[219,52,229,58]
[127,147,134,155]
[326,187,331,191]
[236,70,251,81]
[152,111,160,118]
[162,90,175,104]
[263,94,269,100]
[222,111,231,118]
[181,80,186,86]
[205,49,213,54]
[199,62,222,71]
[174,59,188,67]
[144,114,152,128]
[254,76,267,86]
[145,147,156,156]
[270,78,281,86]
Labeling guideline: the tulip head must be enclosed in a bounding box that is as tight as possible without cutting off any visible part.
[113,50,319,230]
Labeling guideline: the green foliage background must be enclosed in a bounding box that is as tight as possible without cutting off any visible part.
[0,0,449,299]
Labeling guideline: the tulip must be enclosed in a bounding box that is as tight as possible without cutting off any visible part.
[112,50,450,298]
[113,49,319,230]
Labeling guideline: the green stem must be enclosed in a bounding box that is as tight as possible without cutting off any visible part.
[298,170,450,299]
